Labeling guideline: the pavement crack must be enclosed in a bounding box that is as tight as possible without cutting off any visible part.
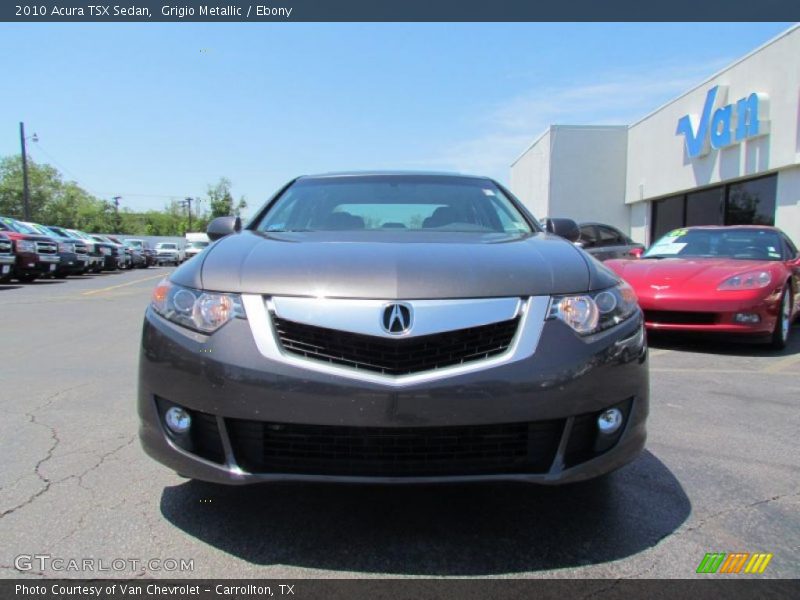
[0,413,60,519]
[681,489,800,536]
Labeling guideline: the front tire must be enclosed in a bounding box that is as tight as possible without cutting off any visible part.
[17,273,37,283]
[770,287,792,350]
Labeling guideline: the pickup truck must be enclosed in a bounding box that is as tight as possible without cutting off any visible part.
[21,221,89,277]
[0,232,15,283]
[154,242,183,266]
[123,239,156,268]
[0,216,60,282]
[47,226,106,273]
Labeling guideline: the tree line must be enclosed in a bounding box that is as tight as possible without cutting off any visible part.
[0,155,247,235]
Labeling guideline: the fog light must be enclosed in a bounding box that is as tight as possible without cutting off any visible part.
[734,312,760,324]
[597,408,623,435]
[165,406,191,434]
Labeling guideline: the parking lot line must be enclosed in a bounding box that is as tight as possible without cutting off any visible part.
[81,273,165,296]
[760,353,800,373]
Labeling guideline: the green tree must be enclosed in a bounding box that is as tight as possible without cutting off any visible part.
[206,177,247,219]
[0,156,63,220]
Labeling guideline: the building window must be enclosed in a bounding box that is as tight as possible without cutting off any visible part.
[686,186,724,227]
[726,175,777,226]
[651,194,684,241]
[650,174,777,241]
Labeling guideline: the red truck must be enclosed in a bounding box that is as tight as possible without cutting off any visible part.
[0,216,60,282]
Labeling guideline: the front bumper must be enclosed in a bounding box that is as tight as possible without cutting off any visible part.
[0,255,14,278]
[639,289,782,336]
[138,303,649,485]
[56,252,85,275]
[15,252,60,276]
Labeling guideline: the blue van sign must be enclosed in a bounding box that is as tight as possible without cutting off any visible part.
[676,86,769,158]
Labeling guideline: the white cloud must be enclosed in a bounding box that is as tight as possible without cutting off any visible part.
[413,58,733,182]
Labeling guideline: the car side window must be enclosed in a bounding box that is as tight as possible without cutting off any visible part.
[781,235,799,259]
[597,226,624,247]
[579,226,598,248]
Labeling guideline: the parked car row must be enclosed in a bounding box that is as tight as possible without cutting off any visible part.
[0,215,190,283]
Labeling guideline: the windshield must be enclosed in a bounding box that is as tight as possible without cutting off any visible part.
[0,217,37,234]
[187,241,209,249]
[23,222,50,235]
[157,243,177,249]
[644,228,784,261]
[69,230,93,241]
[124,240,143,248]
[255,176,534,234]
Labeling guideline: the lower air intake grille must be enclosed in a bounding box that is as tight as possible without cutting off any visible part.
[644,310,717,325]
[227,420,564,476]
[271,316,520,376]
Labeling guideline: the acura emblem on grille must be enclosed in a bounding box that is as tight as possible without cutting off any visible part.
[382,303,412,334]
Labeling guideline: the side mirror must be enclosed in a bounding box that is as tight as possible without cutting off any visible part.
[207,216,241,241]
[544,217,580,243]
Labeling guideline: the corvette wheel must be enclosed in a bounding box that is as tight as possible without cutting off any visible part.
[771,288,792,350]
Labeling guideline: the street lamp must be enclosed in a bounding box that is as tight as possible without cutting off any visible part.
[19,123,38,221]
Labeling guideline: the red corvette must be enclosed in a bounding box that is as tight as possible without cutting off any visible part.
[606,226,800,349]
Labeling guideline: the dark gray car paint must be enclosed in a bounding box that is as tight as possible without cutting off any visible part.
[172,230,618,299]
[141,172,647,484]
[138,308,648,484]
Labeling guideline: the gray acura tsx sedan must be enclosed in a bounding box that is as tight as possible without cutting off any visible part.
[138,172,648,485]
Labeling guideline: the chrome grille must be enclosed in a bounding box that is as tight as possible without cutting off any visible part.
[35,241,58,254]
[74,243,88,254]
[0,241,11,254]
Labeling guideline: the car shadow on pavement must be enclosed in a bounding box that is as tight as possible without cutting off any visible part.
[159,450,690,575]
[648,322,800,358]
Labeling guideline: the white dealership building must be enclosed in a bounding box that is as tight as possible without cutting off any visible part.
[510,24,800,246]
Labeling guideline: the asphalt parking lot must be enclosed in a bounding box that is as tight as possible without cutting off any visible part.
[0,268,798,579]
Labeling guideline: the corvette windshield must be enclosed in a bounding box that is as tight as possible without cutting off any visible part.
[644,228,784,261]
[255,176,534,234]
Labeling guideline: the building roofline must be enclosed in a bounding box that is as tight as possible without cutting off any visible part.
[628,23,800,128]
[510,125,627,167]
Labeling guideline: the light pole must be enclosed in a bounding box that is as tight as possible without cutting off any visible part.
[179,197,194,233]
[112,196,122,233]
[19,122,38,221]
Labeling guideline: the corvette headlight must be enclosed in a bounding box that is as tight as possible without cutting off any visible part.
[549,282,638,335]
[151,280,245,333]
[718,271,771,290]
[16,240,36,253]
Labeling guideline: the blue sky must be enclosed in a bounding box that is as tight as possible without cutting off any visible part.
[0,23,794,215]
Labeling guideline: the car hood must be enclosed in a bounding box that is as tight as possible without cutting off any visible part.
[606,257,779,293]
[172,230,616,299]
[2,231,56,243]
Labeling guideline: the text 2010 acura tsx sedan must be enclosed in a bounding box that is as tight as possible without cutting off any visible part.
[138,172,649,485]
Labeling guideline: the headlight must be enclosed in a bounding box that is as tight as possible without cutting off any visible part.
[718,271,771,290]
[58,242,73,253]
[99,246,111,255]
[151,280,246,333]
[16,240,36,253]
[549,281,638,335]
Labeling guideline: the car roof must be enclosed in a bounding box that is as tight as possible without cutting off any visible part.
[671,225,780,232]
[297,170,491,181]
